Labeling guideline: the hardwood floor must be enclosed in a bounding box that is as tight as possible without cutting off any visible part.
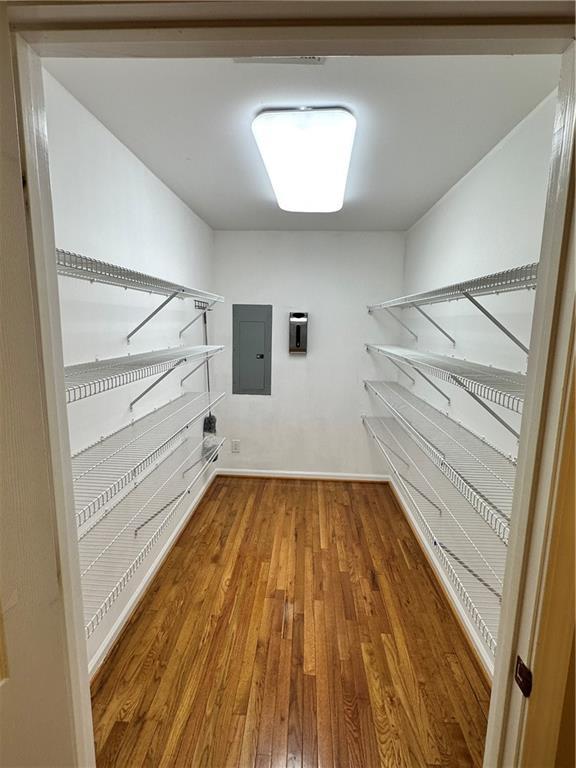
[91,477,490,767]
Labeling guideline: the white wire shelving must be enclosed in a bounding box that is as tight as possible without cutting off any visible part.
[56,249,224,340]
[366,344,525,415]
[72,391,224,529]
[367,263,537,353]
[64,345,223,404]
[363,415,505,656]
[365,381,515,544]
[368,262,538,311]
[80,436,225,638]
[56,249,223,302]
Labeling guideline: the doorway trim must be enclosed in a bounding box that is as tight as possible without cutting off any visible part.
[5,8,574,766]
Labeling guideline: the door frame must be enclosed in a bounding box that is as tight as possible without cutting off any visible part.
[4,5,574,766]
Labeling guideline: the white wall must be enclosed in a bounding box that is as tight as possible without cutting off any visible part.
[397,94,556,456]
[44,71,215,455]
[211,230,405,476]
[43,71,218,667]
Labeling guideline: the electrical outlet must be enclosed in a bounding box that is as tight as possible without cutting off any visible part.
[231,440,241,454]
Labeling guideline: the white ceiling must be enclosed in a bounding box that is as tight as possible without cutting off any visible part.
[44,55,560,231]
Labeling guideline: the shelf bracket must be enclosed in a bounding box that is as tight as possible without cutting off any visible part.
[457,382,520,440]
[412,366,451,405]
[180,356,211,387]
[129,359,185,410]
[384,357,416,386]
[462,291,529,354]
[414,306,456,346]
[179,299,216,338]
[127,291,180,342]
[382,308,418,341]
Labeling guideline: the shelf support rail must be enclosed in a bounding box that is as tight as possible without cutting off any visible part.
[362,416,497,654]
[179,299,217,338]
[462,292,529,354]
[127,291,181,342]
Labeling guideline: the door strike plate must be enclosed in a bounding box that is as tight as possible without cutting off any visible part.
[514,655,532,697]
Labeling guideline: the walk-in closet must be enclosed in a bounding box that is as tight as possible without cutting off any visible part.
[2,9,574,766]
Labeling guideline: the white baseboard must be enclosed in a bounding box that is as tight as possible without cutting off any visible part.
[216,468,393,482]
[386,477,495,680]
[88,469,218,679]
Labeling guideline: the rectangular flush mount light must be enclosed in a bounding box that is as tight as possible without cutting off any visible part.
[252,107,356,213]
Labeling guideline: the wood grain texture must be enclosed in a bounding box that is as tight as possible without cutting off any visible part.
[91,477,490,767]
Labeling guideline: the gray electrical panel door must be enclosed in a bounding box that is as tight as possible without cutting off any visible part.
[232,304,272,395]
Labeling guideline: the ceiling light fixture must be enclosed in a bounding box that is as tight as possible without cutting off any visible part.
[251,107,356,213]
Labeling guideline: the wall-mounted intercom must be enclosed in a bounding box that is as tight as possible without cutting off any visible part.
[289,312,308,354]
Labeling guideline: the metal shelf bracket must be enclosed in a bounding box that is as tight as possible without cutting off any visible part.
[412,366,452,405]
[180,356,211,387]
[179,299,216,338]
[381,308,418,341]
[458,384,520,440]
[414,306,456,346]
[130,359,185,410]
[462,292,529,354]
[127,291,180,342]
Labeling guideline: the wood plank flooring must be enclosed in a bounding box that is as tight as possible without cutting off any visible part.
[91,477,490,767]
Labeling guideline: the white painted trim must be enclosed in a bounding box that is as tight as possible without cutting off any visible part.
[216,468,393,482]
[17,22,574,59]
[88,469,218,678]
[386,477,495,679]
[485,43,575,767]
[9,15,573,767]
[12,34,96,767]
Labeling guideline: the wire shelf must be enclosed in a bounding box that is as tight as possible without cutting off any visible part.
[56,249,224,304]
[72,391,224,529]
[367,262,538,311]
[81,435,225,637]
[65,345,223,403]
[365,381,514,544]
[363,416,504,656]
[366,345,526,414]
